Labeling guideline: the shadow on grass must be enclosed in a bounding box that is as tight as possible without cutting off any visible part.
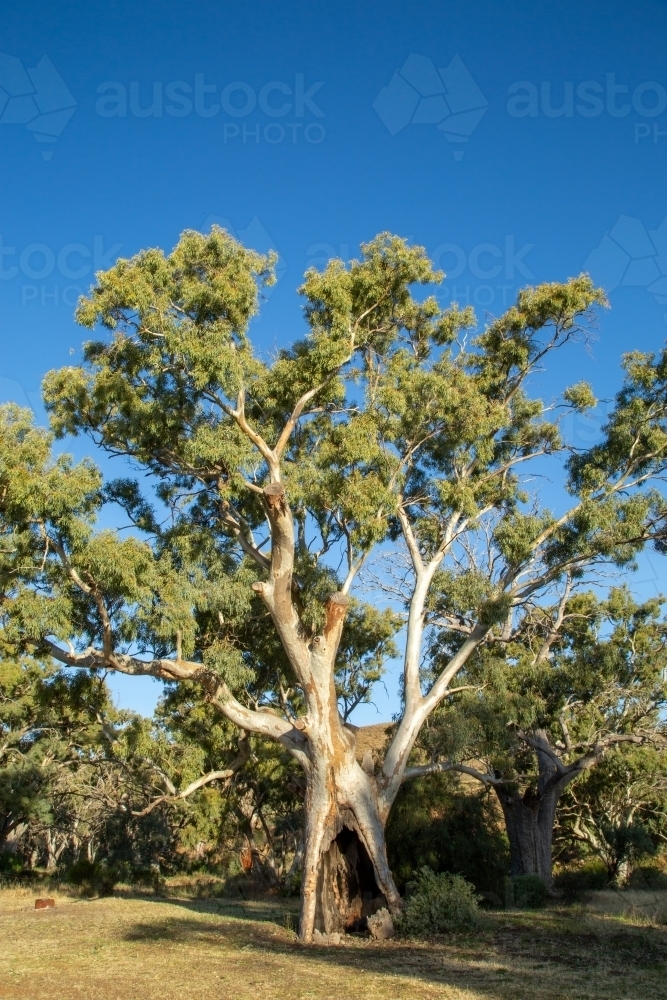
[119,895,667,995]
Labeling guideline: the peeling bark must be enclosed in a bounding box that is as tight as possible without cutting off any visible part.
[246,487,405,941]
[295,659,402,941]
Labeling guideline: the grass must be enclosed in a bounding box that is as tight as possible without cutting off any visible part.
[2,884,667,999]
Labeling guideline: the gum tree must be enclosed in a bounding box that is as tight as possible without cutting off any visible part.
[2,227,667,939]
[417,586,667,888]
[557,744,667,884]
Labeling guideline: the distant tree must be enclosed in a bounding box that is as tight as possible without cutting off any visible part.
[2,228,667,937]
[557,744,667,884]
[0,657,126,868]
[0,658,54,858]
[126,688,304,882]
[416,586,667,888]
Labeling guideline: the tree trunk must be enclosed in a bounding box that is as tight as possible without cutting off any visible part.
[298,724,402,939]
[287,598,402,940]
[494,783,559,889]
[249,487,403,941]
[0,821,27,854]
[493,730,570,891]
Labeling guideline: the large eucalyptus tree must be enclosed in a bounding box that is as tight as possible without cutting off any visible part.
[2,227,666,939]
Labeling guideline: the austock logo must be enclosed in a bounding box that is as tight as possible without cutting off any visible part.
[0,53,76,159]
[0,234,122,307]
[584,215,667,320]
[95,73,326,145]
[507,75,667,145]
[373,53,488,159]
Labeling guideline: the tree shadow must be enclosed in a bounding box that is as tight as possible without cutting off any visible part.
[119,894,667,998]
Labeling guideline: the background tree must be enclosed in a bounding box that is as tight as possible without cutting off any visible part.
[557,744,667,885]
[0,656,129,869]
[416,585,667,888]
[2,228,667,937]
[131,687,304,883]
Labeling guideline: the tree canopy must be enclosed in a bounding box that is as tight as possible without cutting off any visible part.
[2,227,667,935]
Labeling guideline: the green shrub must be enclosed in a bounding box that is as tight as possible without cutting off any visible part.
[396,867,479,937]
[0,851,24,875]
[510,874,548,909]
[554,859,608,898]
[280,868,302,897]
[66,858,164,895]
[626,863,667,890]
[66,858,118,896]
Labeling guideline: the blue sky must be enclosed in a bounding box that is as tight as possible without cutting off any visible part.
[1,0,666,719]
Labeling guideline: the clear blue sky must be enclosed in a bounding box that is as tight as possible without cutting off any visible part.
[1,0,666,719]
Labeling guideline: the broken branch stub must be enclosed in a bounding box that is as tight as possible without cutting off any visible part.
[324,592,350,637]
[263,481,287,513]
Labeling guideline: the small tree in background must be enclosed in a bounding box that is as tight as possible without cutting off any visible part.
[557,744,667,884]
[2,228,667,937]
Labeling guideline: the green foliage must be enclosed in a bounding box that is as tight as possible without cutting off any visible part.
[424,587,667,811]
[625,863,667,890]
[66,858,119,896]
[557,745,667,884]
[554,859,608,898]
[0,655,129,868]
[510,874,548,909]
[600,821,656,875]
[67,855,165,895]
[396,867,480,936]
[563,381,597,413]
[0,851,24,874]
[386,774,509,897]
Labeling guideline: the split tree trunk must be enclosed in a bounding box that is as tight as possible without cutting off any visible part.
[298,672,402,938]
[250,482,402,941]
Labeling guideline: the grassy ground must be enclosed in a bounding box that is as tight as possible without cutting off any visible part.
[1,885,667,1000]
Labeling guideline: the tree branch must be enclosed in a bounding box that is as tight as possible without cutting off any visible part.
[131,736,251,817]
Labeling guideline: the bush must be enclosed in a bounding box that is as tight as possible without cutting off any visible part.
[0,851,24,875]
[396,867,479,936]
[554,859,610,899]
[626,863,667,890]
[66,858,118,896]
[510,874,548,909]
[280,868,302,897]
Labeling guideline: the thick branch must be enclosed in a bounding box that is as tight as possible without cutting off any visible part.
[251,483,310,679]
[44,638,310,766]
[402,759,503,785]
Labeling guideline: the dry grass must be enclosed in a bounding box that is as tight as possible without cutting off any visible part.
[1,885,667,1000]
[585,888,667,926]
